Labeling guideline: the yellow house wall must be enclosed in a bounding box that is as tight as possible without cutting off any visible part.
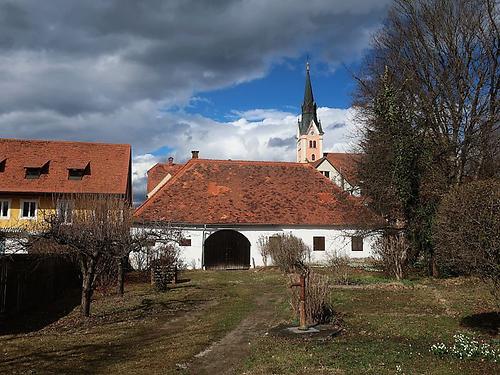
[0,195,56,229]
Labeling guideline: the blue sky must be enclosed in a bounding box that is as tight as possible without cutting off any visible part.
[183,58,359,121]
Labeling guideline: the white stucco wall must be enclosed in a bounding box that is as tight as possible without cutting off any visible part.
[131,225,378,270]
[315,160,361,197]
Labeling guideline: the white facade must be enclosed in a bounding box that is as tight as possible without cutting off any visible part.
[315,159,361,196]
[131,225,377,270]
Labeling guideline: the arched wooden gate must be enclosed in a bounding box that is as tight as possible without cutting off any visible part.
[204,230,250,270]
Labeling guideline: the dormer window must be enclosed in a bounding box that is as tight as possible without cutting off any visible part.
[26,168,41,179]
[68,162,91,180]
[24,161,50,179]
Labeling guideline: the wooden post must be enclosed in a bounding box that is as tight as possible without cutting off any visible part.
[290,273,308,330]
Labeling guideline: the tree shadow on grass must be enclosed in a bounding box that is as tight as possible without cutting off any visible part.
[0,290,80,336]
[460,311,499,335]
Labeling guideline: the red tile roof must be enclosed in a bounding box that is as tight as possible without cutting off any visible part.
[147,162,184,194]
[0,138,132,196]
[134,158,382,227]
[313,153,361,186]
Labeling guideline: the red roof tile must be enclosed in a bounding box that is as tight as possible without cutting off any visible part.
[147,162,184,194]
[0,138,132,196]
[313,153,361,186]
[134,158,382,227]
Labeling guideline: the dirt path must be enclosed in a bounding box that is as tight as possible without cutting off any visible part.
[187,293,281,375]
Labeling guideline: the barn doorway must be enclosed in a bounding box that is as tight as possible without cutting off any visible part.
[204,230,250,270]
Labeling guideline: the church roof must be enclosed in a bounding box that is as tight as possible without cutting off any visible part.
[298,63,323,136]
[134,158,382,227]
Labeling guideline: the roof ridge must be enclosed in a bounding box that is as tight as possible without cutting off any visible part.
[189,158,308,167]
[0,137,131,148]
[134,159,195,217]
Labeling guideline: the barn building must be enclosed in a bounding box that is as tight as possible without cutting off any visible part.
[133,64,382,270]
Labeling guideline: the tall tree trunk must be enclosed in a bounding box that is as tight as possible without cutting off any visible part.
[81,271,93,317]
[429,250,439,278]
[80,258,95,317]
[117,257,124,296]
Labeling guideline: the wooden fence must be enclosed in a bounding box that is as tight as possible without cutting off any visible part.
[0,254,80,316]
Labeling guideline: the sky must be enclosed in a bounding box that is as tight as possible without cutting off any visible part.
[0,0,392,203]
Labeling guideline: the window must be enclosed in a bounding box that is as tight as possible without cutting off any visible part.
[68,169,85,180]
[0,159,5,173]
[313,141,316,148]
[313,236,325,251]
[180,238,191,246]
[57,200,73,223]
[269,235,280,248]
[311,154,315,161]
[24,161,50,179]
[25,168,41,179]
[67,162,90,180]
[0,237,5,254]
[0,200,10,219]
[20,200,37,219]
[323,171,330,178]
[351,236,363,252]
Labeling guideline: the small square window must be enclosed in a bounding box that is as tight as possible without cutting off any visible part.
[21,200,37,219]
[351,236,363,252]
[180,238,191,246]
[323,171,330,178]
[68,169,85,180]
[269,235,280,248]
[313,236,325,251]
[25,168,41,179]
[0,200,10,219]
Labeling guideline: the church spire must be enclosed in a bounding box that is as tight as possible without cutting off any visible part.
[303,61,315,113]
[298,62,323,136]
[296,61,324,163]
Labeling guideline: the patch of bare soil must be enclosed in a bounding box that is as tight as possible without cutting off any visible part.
[269,323,343,341]
[187,294,280,375]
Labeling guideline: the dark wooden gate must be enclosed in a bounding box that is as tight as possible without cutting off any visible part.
[204,230,250,270]
[0,261,7,314]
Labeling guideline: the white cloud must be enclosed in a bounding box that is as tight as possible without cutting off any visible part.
[130,106,360,203]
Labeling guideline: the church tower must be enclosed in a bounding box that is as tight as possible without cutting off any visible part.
[296,62,323,163]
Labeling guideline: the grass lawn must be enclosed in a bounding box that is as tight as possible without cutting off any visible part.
[0,268,498,374]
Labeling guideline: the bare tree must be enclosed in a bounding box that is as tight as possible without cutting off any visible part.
[258,233,310,273]
[356,0,499,275]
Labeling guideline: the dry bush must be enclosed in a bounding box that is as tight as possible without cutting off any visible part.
[327,250,351,284]
[150,244,182,292]
[259,233,310,273]
[289,271,333,325]
[374,231,410,280]
[435,180,500,306]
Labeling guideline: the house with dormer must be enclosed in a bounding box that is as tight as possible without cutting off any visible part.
[0,139,132,252]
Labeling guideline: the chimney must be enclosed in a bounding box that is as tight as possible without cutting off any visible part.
[167,156,174,165]
[323,152,329,157]
[191,150,199,159]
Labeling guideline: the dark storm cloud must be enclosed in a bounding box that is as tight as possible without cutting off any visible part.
[268,136,296,149]
[0,0,390,203]
[327,122,347,130]
[0,0,390,118]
